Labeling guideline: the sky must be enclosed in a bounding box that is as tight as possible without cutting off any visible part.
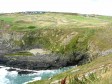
[0,0,112,16]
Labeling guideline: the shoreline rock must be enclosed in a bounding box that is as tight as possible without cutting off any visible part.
[0,52,89,70]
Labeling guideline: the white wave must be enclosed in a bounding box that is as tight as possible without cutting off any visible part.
[0,65,75,84]
[0,67,10,84]
[23,77,41,84]
[7,71,18,77]
[36,70,55,74]
[33,77,41,80]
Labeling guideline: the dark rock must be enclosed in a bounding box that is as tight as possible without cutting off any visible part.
[17,70,35,75]
[6,68,17,71]
[0,52,89,70]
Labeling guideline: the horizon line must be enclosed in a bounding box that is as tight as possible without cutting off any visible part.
[0,11,111,16]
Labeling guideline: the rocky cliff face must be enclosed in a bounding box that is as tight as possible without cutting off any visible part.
[0,31,41,52]
[0,30,90,70]
[0,29,111,70]
[0,31,23,49]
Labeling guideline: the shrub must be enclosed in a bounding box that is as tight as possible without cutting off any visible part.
[27,26,36,29]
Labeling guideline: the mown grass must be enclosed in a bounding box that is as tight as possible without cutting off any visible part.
[0,16,14,22]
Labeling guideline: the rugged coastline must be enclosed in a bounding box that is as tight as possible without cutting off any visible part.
[0,48,88,70]
[0,12,112,84]
[0,30,89,70]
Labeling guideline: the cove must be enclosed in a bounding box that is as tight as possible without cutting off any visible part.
[0,66,75,84]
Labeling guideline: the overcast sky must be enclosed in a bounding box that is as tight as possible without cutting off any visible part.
[0,0,112,16]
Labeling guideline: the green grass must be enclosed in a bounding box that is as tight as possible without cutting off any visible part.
[0,16,14,22]
[1,13,112,31]
[96,15,112,22]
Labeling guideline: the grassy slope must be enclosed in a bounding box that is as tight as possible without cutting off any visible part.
[29,54,112,84]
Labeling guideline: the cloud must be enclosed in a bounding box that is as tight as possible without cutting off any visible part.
[0,0,112,16]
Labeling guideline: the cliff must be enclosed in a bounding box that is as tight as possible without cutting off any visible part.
[0,12,112,70]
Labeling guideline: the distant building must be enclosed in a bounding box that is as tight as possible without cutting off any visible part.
[16,11,46,14]
[82,14,96,17]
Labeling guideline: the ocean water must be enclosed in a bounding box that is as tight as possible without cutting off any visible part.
[0,66,75,84]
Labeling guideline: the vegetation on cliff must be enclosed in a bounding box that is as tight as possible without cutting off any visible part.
[29,54,112,84]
